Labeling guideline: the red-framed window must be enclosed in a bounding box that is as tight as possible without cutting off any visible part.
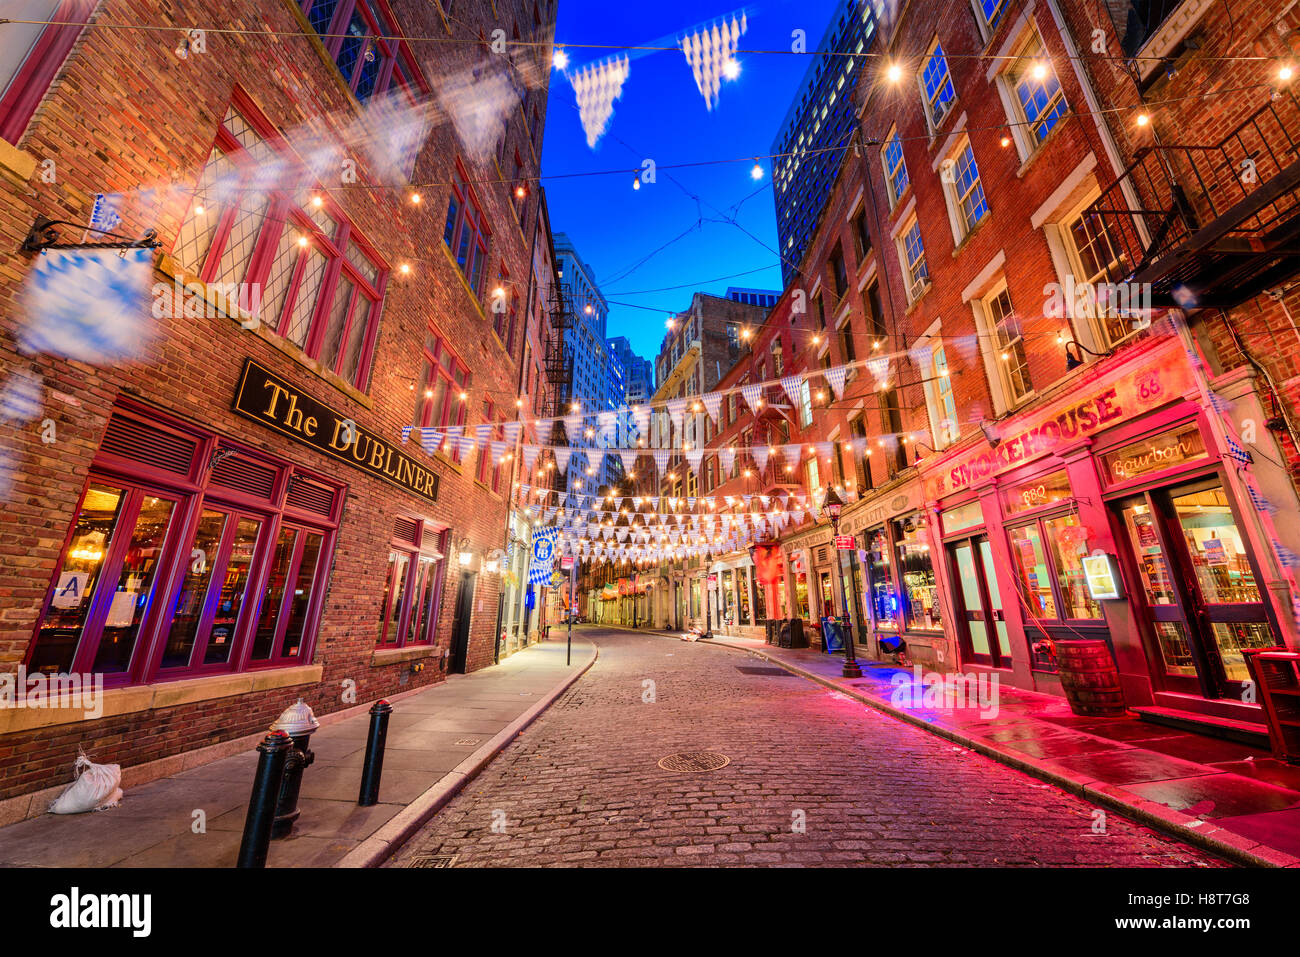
[377,520,450,648]
[0,0,94,144]
[25,401,342,687]
[444,162,490,297]
[417,332,471,462]
[299,0,424,105]
[173,97,388,390]
[475,402,507,492]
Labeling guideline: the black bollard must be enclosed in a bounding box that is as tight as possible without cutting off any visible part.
[236,731,293,868]
[357,699,394,806]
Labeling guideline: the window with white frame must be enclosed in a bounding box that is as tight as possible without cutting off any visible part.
[923,341,960,447]
[1005,32,1067,151]
[942,139,989,240]
[882,129,910,208]
[920,39,956,128]
[1061,203,1133,349]
[985,284,1033,403]
[798,380,814,428]
[975,0,1010,34]
[899,217,929,301]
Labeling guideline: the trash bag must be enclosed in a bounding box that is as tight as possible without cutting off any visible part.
[48,750,122,814]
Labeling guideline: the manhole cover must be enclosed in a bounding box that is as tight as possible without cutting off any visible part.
[736,665,796,677]
[658,751,731,772]
[406,855,456,868]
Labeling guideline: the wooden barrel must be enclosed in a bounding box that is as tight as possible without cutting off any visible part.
[1054,639,1127,716]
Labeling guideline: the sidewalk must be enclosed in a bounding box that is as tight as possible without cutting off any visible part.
[0,635,596,868]
[692,632,1300,867]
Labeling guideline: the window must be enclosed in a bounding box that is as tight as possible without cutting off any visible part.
[893,516,942,631]
[1062,205,1133,349]
[977,0,1010,31]
[1008,33,1067,149]
[444,163,491,298]
[798,381,814,428]
[852,207,871,260]
[301,0,423,106]
[921,340,959,447]
[0,0,95,143]
[943,140,989,238]
[882,131,910,208]
[899,218,929,301]
[806,457,821,497]
[377,523,450,648]
[726,322,741,358]
[838,318,857,363]
[830,244,848,298]
[773,342,784,377]
[881,388,908,477]
[173,104,387,389]
[920,39,956,128]
[986,285,1033,403]
[849,416,872,491]
[417,334,471,461]
[26,404,340,684]
[1008,512,1103,623]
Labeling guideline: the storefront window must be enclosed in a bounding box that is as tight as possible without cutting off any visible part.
[1121,503,1177,605]
[794,573,810,619]
[1102,422,1207,484]
[893,518,941,631]
[1009,514,1103,622]
[721,569,735,621]
[1009,524,1055,618]
[737,567,752,623]
[941,500,984,535]
[865,527,898,629]
[1043,514,1102,619]
[1173,487,1259,604]
[30,484,129,674]
[91,494,178,675]
[819,571,834,615]
[753,571,767,620]
[1003,470,1072,515]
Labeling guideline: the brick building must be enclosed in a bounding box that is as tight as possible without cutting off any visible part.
[588,0,1300,740]
[0,0,557,811]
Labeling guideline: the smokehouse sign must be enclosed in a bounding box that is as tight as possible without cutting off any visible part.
[925,342,1196,499]
[233,359,440,504]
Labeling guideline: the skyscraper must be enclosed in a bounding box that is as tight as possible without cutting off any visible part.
[607,336,655,406]
[554,233,622,497]
[770,0,878,287]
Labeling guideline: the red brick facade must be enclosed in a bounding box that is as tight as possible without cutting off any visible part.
[0,0,556,803]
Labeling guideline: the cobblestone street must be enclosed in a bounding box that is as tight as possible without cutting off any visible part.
[389,628,1222,867]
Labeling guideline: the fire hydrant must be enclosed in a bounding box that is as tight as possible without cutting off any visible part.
[269,698,318,838]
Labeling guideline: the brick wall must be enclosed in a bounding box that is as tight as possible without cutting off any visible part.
[0,0,556,798]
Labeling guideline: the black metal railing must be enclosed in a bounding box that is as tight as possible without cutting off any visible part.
[1083,90,1300,292]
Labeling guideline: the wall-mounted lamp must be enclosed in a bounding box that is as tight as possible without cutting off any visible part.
[1063,339,1112,371]
[457,538,475,567]
[484,548,506,573]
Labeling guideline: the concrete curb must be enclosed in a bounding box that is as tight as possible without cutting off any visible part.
[334,641,600,868]
[700,637,1297,869]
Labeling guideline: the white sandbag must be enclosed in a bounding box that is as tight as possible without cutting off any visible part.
[48,752,122,814]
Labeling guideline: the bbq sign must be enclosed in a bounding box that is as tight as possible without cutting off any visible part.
[233,359,439,503]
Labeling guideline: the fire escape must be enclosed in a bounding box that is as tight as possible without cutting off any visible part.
[1082,89,1300,310]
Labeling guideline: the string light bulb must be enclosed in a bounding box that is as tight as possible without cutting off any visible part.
[1136,112,1150,126]
[553,48,569,70]
[886,62,903,83]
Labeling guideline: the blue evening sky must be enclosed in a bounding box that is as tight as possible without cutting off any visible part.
[540,0,841,363]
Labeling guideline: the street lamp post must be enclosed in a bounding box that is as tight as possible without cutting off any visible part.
[821,484,862,678]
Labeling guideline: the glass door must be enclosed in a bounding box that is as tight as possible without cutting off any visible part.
[1116,479,1279,698]
[948,535,1012,667]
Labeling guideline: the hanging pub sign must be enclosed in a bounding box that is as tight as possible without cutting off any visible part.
[833,535,854,550]
[233,359,439,503]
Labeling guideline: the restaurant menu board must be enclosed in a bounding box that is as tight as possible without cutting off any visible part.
[1082,552,1124,600]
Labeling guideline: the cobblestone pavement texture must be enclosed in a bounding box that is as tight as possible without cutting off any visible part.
[388,628,1223,867]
